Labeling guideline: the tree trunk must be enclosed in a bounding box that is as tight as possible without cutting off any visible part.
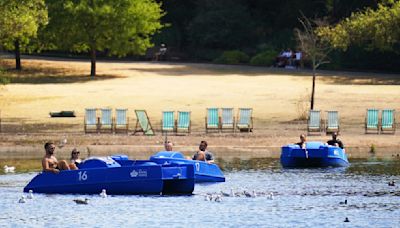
[90,48,96,78]
[14,40,21,70]
[310,68,316,110]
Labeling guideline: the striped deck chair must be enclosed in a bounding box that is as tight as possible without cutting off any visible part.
[381,109,396,134]
[84,108,98,133]
[326,111,339,134]
[221,108,235,132]
[365,109,379,134]
[205,108,220,133]
[162,111,175,133]
[307,110,322,134]
[99,108,113,133]
[115,109,129,134]
[177,111,191,134]
[236,108,253,132]
[133,110,155,136]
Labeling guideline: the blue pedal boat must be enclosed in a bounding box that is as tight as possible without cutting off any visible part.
[24,155,195,195]
[150,151,225,183]
[280,142,349,168]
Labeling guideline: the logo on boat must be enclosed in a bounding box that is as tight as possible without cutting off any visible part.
[130,169,147,178]
[195,163,200,172]
[333,150,339,156]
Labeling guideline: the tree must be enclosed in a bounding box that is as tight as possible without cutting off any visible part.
[0,0,48,70]
[45,0,164,77]
[295,15,332,110]
[319,0,400,53]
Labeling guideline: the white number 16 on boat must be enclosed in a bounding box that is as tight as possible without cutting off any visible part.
[78,171,88,181]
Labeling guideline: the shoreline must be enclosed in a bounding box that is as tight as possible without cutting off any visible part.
[1,138,398,160]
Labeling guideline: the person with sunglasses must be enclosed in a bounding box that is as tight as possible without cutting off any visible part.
[69,148,82,170]
[42,142,70,174]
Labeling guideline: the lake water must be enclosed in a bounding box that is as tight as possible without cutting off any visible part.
[1,159,400,228]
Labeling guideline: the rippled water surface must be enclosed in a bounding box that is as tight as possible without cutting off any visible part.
[1,159,400,228]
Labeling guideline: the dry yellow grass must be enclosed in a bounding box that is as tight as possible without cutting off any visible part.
[0,56,400,152]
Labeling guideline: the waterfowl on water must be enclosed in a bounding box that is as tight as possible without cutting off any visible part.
[344,217,350,222]
[27,190,34,200]
[4,165,15,173]
[73,198,89,205]
[100,189,107,198]
[339,199,347,205]
[18,196,26,203]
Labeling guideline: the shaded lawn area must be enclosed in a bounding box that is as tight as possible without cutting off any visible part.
[0,59,123,84]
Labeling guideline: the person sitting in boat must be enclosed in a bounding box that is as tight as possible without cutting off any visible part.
[69,148,82,170]
[42,142,70,174]
[164,141,173,151]
[192,140,214,164]
[327,132,344,149]
[296,134,307,149]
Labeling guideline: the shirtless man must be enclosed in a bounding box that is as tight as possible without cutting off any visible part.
[192,141,214,164]
[42,142,70,174]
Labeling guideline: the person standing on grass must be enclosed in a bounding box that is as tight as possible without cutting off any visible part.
[42,142,70,174]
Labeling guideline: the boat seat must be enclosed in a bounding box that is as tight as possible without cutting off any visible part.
[79,157,121,169]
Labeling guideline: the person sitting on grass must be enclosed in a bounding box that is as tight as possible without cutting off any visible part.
[69,148,82,170]
[42,142,70,174]
[296,134,307,149]
[192,140,214,164]
[327,132,344,149]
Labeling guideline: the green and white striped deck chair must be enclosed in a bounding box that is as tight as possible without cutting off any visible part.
[236,108,253,132]
[99,108,113,133]
[326,111,339,134]
[115,109,128,133]
[307,110,322,134]
[84,108,98,133]
[162,111,175,133]
[133,110,155,136]
[177,111,191,134]
[381,109,396,134]
[205,108,220,133]
[365,109,379,134]
[221,108,235,132]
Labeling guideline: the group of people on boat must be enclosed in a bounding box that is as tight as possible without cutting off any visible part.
[42,140,214,173]
[296,132,344,149]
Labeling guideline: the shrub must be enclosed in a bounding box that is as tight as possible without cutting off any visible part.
[0,67,10,85]
[213,50,249,64]
[250,49,278,66]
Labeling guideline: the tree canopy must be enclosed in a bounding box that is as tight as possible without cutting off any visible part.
[319,0,400,52]
[44,0,164,77]
[0,0,48,69]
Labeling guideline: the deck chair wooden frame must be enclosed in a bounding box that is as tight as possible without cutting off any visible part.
[161,111,175,134]
[205,108,220,133]
[99,108,113,133]
[365,108,379,134]
[114,108,129,134]
[177,111,191,134]
[236,108,253,132]
[84,108,99,133]
[326,110,340,135]
[307,110,322,135]
[381,109,396,134]
[221,108,235,132]
[133,110,155,136]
